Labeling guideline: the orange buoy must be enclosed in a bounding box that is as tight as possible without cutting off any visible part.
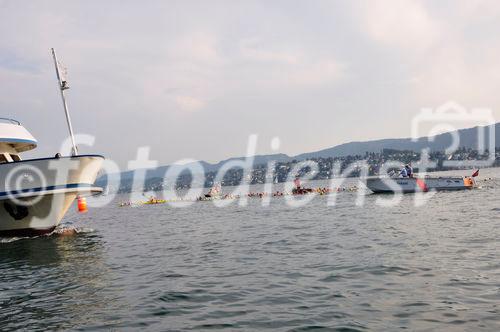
[77,196,87,213]
[464,177,474,187]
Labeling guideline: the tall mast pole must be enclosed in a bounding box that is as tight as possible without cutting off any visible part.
[51,48,78,156]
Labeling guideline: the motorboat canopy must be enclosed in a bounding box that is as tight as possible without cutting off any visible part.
[0,118,37,161]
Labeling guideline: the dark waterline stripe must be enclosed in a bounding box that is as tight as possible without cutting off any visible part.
[0,226,56,237]
[0,183,95,197]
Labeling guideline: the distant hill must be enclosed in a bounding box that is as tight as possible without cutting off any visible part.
[99,123,499,184]
[295,123,499,159]
[111,153,291,181]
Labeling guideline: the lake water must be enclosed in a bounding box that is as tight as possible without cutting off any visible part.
[1,168,500,331]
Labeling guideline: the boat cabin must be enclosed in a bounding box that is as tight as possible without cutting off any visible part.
[0,118,37,163]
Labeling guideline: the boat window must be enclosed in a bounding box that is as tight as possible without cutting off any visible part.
[10,154,20,162]
[0,154,7,163]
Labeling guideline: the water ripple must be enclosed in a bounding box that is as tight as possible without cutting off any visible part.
[2,172,500,330]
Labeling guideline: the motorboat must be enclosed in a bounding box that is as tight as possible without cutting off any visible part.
[0,119,103,236]
[365,174,476,193]
[0,49,103,236]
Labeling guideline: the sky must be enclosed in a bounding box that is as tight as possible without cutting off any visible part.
[1,0,500,169]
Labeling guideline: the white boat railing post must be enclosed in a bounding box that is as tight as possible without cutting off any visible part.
[51,48,78,156]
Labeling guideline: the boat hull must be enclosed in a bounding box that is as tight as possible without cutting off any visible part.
[366,176,474,193]
[0,227,56,237]
[0,155,103,236]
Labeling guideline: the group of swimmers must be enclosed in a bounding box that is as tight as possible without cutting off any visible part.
[119,185,359,206]
[199,184,359,201]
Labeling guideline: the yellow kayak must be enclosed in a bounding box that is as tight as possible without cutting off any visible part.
[142,199,166,205]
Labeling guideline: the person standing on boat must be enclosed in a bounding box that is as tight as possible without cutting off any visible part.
[400,166,408,178]
[405,164,413,178]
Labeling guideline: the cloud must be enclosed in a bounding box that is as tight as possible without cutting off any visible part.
[289,60,345,86]
[2,1,500,167]
[239,38,299,64]
[169,31,222,65]
[238,38,344,86]
[358,0,441,53]
[355,0,500,114]
[174,95,205,112]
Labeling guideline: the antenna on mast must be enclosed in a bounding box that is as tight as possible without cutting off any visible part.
[51,48,78,156]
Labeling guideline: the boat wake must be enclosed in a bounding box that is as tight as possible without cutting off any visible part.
[50,226,95,236]
[0,226,95,243]
[0,236,25,243]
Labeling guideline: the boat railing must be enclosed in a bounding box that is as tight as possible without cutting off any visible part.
[0,118,21,125]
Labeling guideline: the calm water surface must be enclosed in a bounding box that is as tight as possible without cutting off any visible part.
[1,169,500,331]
